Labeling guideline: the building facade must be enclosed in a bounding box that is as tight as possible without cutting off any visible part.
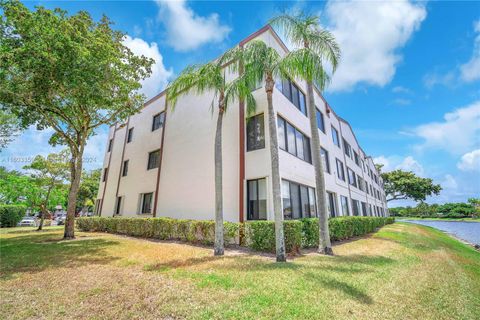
[95,25,389,222]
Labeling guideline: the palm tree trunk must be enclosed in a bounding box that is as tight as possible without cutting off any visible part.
[306,81,333,255]
[214,104,225,256]
[266,78,286,262]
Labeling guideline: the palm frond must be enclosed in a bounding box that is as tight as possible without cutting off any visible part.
[280,49,331,89]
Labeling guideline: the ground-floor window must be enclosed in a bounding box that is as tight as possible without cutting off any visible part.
[340,195,349,216]
[327,191,337,217]
[115,196,122,215]
[140,192,153,214]
[352,199,360,216]
[94,199,102,216]
[361,202,367,216]
[247,178,267,220]
[282,179,316,219]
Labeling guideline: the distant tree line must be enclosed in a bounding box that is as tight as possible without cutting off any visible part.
[390,199,479,219]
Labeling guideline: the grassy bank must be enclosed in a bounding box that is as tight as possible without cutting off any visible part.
[395,216,480,222]
[1,223,479,319]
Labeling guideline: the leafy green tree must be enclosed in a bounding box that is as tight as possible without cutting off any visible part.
[0,1,153,238]
[167,62,255,256]
[23,150,69,230]
[468,198,480,218]
[0,109,21,150]
[0,167,34,205]
[270,13,340,255]
[77,169,101,214]
[381,170,441,203]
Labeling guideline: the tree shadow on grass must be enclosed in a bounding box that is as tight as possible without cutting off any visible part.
[303,272,374,304]
[0,231,120,280]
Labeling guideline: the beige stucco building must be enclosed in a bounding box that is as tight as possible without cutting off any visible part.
[95,25,389,222]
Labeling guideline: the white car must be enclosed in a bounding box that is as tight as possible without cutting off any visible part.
[17,217,37,227]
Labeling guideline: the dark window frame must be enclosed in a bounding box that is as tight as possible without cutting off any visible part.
[115,196,122,215]
[277,78,307,116]
[277,115,312,164]
[347,167,357,188]
[336,158,345,181]
[246,113,265,151]
[247,178,267,220]
[282,179,317,220]
[107,139,113,152]
[122,160,129,177]
[127,127,134,143]
[102,167,108,182]
[152,112,165,131]
[316,108,326,133]
[147,149,161,170]
[141,192,153,214]
[331,126,340,148]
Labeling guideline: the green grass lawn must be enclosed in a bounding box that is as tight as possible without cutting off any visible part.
[395,216,480,222]
[1,223,479,320]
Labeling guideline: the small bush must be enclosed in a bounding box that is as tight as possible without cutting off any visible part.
[0,205,27,227]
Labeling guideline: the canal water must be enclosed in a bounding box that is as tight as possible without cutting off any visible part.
[403,220,480,245]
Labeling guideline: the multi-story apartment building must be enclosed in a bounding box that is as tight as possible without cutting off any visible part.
[95,25,389,222]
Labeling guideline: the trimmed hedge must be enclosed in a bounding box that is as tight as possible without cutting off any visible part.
[77,216,394,253]
[0,205,27,227]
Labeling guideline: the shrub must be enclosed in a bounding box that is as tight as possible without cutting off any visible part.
[0,205,27,227]
[76,216,394,253]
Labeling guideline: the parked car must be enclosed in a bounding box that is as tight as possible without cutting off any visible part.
[17,217,37,227]
[55,213,67,225]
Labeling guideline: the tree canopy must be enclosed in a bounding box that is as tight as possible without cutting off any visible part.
[0,0,154,238]
[381,169,442,203]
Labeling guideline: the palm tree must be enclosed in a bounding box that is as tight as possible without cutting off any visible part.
[223,40,296,262]
[167,62,256,256]
[271,13,341,255]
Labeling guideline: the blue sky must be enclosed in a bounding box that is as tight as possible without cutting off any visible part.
[2,0,480,205]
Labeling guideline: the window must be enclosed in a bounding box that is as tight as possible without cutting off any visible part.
[340,196,349,216]
[347,168,357,187]
[127,128,134,143]
[94,199,102,215]
[247,178,267,220]
[278,116,312,163]
[147,150,160,170]
[282,179,316,219]
[115,196,122,215]
[352,199,360,216]
[141,193,153,214]
[316,109,325,133]
[336,159,345,181]
[354,151,360,166]
[358,177,364,191]
[122,160,129,177]
[331,126,340,147]
[370,184,374,196]
[343,138,351,158]
[102,168,108,182]
[152,112,165,131]
[107,139,113,152]
[369,204,373,216]
[277,78,307,116]
[246,114,265,151]
[361,202,367,216]
[320,148,330,173]
[327,191,337,217]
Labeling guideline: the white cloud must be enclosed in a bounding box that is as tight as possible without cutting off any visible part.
[457,149,480,172]
[325,0,426,91]
[460,19,480,83]
[156,0,231,51]
[123,35,173,99]
[392,86,412,94]
[412,100,480,154]
[373,155,424,176]
[441,174,458,190]
[423,71,456,89]
[392,98,411,106]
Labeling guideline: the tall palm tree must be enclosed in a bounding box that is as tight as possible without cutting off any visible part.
[167,62,256,256]
[223,40,296,262]
[271,13,341,255]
